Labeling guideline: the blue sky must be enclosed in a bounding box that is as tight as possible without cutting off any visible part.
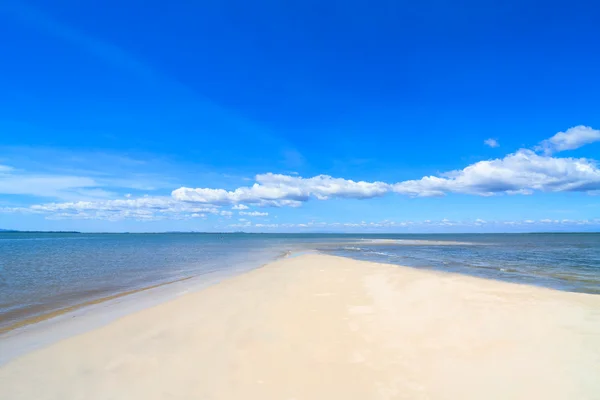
[1,0,599,232]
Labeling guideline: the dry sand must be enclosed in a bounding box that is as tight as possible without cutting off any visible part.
[1,253,599,399]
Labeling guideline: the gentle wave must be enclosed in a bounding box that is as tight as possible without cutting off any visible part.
[364,250,398,257]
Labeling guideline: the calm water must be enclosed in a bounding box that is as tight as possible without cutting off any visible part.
[324,233,600,294]
[1,232,599,330]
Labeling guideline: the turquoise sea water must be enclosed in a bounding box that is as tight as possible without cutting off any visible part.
[1,232,599,330]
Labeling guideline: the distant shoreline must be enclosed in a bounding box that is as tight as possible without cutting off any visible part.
[0,230,82,233]
[2,230,598,234]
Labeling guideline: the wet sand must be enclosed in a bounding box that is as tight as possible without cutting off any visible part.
[1,254,599,399]
[0,277,193,334]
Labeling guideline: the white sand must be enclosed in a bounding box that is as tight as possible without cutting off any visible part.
[1,254,599,399]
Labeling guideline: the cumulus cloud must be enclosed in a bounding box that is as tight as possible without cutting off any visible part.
[255,199,304,208]
[5,126,600,221]
[172,173,390,205]
[393,149,600,196]
[172,127,600,203]
[484,138,499,148]
[538,126,600,154]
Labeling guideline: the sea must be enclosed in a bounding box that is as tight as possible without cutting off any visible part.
[1,232,599,331]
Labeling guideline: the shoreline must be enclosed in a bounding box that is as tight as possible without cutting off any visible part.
[1,249,597,338]
[0,276,193,335]
[0,248,293,338]
[0,257,283,365]
[1,253,599,399]
[3,234,598,336]
[1,249,598,344]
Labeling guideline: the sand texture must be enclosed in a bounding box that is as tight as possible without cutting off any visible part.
[1,254,599,399]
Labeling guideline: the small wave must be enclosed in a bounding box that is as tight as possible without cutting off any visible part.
[341,246,363,251]
[364,250,395,257]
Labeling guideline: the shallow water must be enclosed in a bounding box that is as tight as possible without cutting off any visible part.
[320,233,600,294]
[1,232,598,330]
[0,233,348,329]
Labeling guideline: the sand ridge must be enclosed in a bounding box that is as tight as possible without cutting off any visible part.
[1,254,599,399]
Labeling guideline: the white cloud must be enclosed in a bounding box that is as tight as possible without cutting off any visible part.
[254,223,279,228]
[7,152,600,222]
[393,149,600,196]
[171,129,600,204]
[538,126,600,154]
[255,199,304,208]
[9,150,600,221]
[239,211,268,217]
[256,173,390,200]
[4,126,600,221]
[228,220,252,228]
[172,173,391,205]
[484,138,499,148]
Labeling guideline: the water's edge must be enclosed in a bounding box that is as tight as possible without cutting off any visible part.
[1,247,598,366]
[0,251,290,365]
[2,232,598,362]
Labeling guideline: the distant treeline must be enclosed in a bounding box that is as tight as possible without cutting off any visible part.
[0,230,82,233]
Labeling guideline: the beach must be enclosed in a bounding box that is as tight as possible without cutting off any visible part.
[1,253,599,399]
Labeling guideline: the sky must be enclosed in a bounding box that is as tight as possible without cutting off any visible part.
[1,0,599,233]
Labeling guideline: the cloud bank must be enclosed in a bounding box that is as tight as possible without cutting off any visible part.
[3,126,600,222]
[392,149,600,196]
[172,173,389,206]
[175,147,600,203]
